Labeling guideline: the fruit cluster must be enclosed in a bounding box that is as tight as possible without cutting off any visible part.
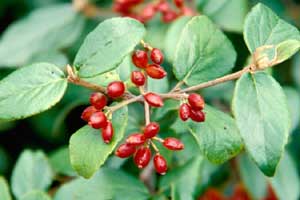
[113,0,195,23]
[115,122,184,174]
[81,81,126,144]
[179,93,206,122]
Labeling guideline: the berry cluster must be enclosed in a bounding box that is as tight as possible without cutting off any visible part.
[179,93,206,122]
[81,81,126,143]
[113,0,195,23]
[115,122,184,174]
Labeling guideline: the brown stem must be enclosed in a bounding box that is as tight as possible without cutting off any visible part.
[159,93,188,100]
[170,80,185,93]
[108,95,143,112]
[180,66,251,93]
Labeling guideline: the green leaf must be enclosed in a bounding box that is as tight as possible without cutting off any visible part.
[0,63,67,120]
[164,17,191,62]
[54,168,149,200]
[292,53,300,88]
[232,72,290,176]
[197,0,248,32]
[0,4,84,67]
[159,157,203,200]
[49,147,76,177]
[74,17,146,78]
[283,87,300,132]
[20,191,51,200]
[0,177,11,200]
[270,152,300,200]
[238,154,267,199]
[29,50,68,69]
[173,16,236,86]
[11,150,53,199]
[70,106,128,178]
[244,3,300,63]
[187,105,243,164]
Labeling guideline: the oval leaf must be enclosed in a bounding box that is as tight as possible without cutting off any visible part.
[70,106,128,178]
[11,150,53,199]
[0,4,84,67]
[0,177,11,200]
[20,191,51,200]
[173,16,236,86]
[233,72,290,176]
[54,168,149,200]
[187,105,243,164]
[74,17,146,78]
[0,63,67,120]
[244,3,300,63]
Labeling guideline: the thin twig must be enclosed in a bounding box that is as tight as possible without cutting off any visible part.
[108,95,143,112]
[170,80,184,93]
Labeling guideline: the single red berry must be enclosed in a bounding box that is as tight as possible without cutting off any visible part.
[115,143,136,158]
[156,0,170,13]
[144,122,160,138]
[188,93,205,110]
[179,103,191,121]
[81,106,97,122]
[101,121,114,144]
[141,4,157,21]
[90,92,107,110]
[174,0,184,8]
[107,81,125,98]
[153,154,168,175]
[144,92,164,107]
[88,112,108,129]
[145,64,167,79]
[131,71,146,86]
[126,133,146,146]
[113,2,130,13]
[190,109,205,122]
[132,50,148,69]
[163,137,184,150]
[162,10,178,23]
[181,6,195,16]
[134,147,151,169]
[150,48,164,64]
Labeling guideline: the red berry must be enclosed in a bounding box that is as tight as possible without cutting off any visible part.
[157,0,170,13]
[126,133,146,146]
[132,50,148,68]
[144,92,164,107]
[153,154,167,175]
[150,48,164,64]
[181,6,195,16]
[163,137,184,150]
[115,143,136,158]
[174,0,184,8]
[179,103,191,121]
[188,93,205,110]
[131,71,146,86]
[141,4,157,21]
[81,106,97,122]
[101,121,114,144]
[144,122,160,138]
[90,92,107,110]
[88,112,108,129]
[107,81,125,98]
[190,109,205,122]
[162,10,178,23]
[145,64,167,79]
[134,147,151,168]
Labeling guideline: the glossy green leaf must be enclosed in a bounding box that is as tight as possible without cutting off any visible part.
[233,72,290,176]
[54,168,149,200]
[197,0,248,32]
[20,191,51,200]
[244,3,300,63]
[49,147,76,177]
[0,63,67,120]
[0,177,11,200]
[74,17,146,78]
[164,16,191,62]
[239,154,267,199]
[270,152,300,200]
[187,105,243,164]
[70,106,128,178]
[0,4,84,67]
[283,87,300,132]
[173,16,236,86]
[11,150,53,199]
